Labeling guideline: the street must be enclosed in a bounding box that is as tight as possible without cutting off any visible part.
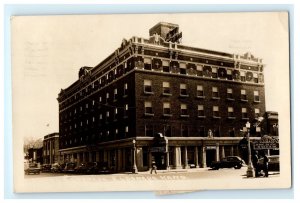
[23,166,281,192]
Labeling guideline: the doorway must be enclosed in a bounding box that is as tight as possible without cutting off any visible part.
[206,149,216,167]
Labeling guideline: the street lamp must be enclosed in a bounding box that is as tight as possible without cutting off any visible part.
[246,121,254,178]
[132,139,138,174]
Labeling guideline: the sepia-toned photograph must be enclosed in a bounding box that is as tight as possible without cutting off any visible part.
[11,12,291,193]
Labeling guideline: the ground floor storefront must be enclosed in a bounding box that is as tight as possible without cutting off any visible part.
[59,136,266,173]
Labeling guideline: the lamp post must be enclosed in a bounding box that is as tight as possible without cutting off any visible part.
[132,139,138,174]
[246,121,254,178]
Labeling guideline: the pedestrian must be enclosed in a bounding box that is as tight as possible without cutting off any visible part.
[263,153,269,177]
[252,151,259,177]
[150,161,157,174]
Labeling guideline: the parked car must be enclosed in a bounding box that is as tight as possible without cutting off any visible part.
[42,164,52,173]
[51,163,64,173]
[256,155,280,173]
[210,156,244,170]
[97,162,111,174]
[63,162,77,173]
[74,163,87,174]
[24,163,41,175]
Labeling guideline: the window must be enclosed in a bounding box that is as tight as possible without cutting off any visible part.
[115,129,119,136]
[181,104,188,116]
[145,125,154,137]
[181,125,189,137]
[254,91,260,102]
[144,80,153,93]
[162,82,171,95]
[253,73,259,83]
[114,88,118,100]
[242,108,248,119]
[92,100,95,106]
[124,83,128,96]
[228,107,235,118]
[179,63,187,74]
[106,92,109,103]
[240,71,246,82]
[199,126,205,137]
[114,108,118,120]
[227,69,233,80]
[99,114,103,120]
[163,102,171,116]
[227,88,234,100]
[144,58,152,70]
[106,111,110,121]
[212,67,217,78]
[92,117,95,122]
[125,126,129,137]
[162,60,170,72]
[197,85,204,97]
[196,65,203,76]
[99,96,102,102]
[164,125,172,137]
[180,84,188,96]
[86,103,89,109]
[144,101,154,115]
[241,89,247,101]
[213,106,220,118]
[255,108,260,118]
[124,104,128,117]
[198,105,205,117]
[212,87,219,98]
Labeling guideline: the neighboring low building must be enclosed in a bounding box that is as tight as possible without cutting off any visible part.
[43,132,60,164]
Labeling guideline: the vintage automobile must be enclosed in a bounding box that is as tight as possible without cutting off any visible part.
[256,155,280,173]
[210,156,245,170]
[24,163,41,175]
[41,164,52,173]
[75,162,111,174]
[50,163,64,173]
[74,163,88,174]
[62,162,77,173]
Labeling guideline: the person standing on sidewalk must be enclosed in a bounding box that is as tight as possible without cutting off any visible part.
[263,153,269,177]
[150,161,157,174]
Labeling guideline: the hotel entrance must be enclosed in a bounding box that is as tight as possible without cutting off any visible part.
[151,152,167,170]
[206,146,217,167]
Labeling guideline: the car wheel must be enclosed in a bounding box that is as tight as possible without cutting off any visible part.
[234,165,241,169]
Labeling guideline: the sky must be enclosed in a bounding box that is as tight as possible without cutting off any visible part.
[11,12,290,140]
